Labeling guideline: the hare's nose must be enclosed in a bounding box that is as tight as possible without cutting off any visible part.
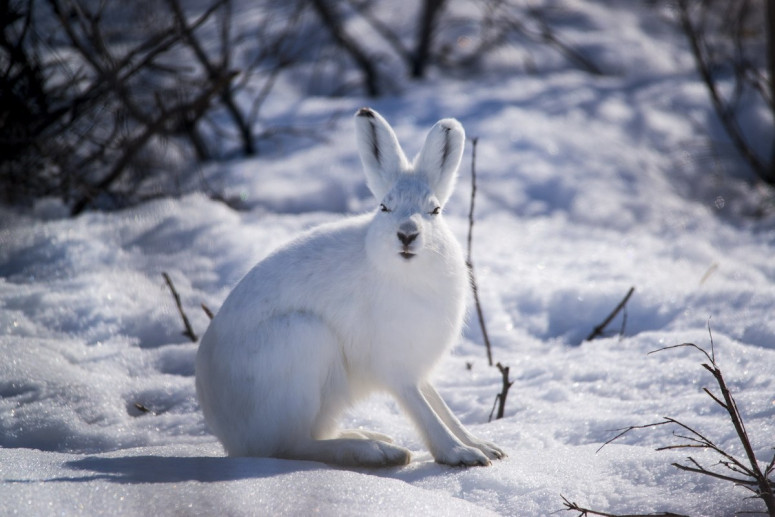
[397,231,418,246]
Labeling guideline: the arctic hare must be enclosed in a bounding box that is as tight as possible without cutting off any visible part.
[195,107,505,467]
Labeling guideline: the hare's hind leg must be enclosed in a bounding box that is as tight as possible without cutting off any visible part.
[280,437,411,467]
[224,312,409,467]
[210,312,349,457]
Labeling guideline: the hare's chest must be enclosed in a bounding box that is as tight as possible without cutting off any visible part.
[345,280,465,384]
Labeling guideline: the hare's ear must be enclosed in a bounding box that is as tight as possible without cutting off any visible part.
[413,118,465,205]
[355,107,409,200]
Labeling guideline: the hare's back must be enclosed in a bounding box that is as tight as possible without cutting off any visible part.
[213,215,371,328]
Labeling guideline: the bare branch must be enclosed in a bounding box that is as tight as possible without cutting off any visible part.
[465,136,494,367]
[162,272,198,342]
[765,451,775,478]
[676,0,772,183]
[605,339,775,514]
[597,420,672,453]
[345,0,412,66]
[560,495,689,517]
[671,460,757,486]
[647,342,713,364]
[586,286,635,341]
[164,0,255,156]
[464,136,514,421]
[71,68,235,214]
[526,7,604,76]
[489,362,514,422]
[702,386,727,410]
[308,0,382,97]
[411,0,446,78]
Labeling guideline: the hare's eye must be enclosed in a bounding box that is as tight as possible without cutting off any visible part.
[430,206,441,215]
[380,203,392,213]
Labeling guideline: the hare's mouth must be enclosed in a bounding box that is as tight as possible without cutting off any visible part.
[399,251,415,260]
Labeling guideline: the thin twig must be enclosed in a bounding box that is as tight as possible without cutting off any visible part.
[164,0,254,155]
[487,393,501,423]
[597,420,672,453]
[465,136,493,367]
[586,286,635,341]
[491,362,514,422]
[465,136,514,421]
[703,356,775,511]
[133,402,153,415]
[766,451,775,478]
[345,0,412,66]
[560,495,689,517]
[603,338,775,515]
[308,0,381,96]
[527,9,604,76]
[670,460,756,486]
[162,272,198,342]
[676,0,771,183]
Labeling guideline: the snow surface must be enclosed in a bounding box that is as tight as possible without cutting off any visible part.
[2,1,774,516]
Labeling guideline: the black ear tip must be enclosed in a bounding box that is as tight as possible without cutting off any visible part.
[356,107,375,118]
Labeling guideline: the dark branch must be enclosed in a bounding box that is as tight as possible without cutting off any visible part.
[488,362,514,422]
[560,495,689,517]
[465,136,493,367]
[604,339,775,514]
[308,0,382,97]
[586,286,635,341]
[676,0,772,183]
[162,272,198,342]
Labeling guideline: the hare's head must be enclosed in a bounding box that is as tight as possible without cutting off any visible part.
[355,108,465,267]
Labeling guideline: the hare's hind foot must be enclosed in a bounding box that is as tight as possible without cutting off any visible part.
[282,438,411,467]
[338,429,395,443]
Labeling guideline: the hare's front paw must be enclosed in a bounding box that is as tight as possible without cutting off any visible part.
[471,439,507,460]
[434,445,491,467]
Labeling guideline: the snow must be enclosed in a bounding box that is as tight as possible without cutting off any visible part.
[2,1,774,515]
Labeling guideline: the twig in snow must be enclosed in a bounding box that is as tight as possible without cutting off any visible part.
[162,272,198,342]
[585,286,635,341]
[560,495,688,517]
[133,402,154,415]
[466,136,514,421]
[466,136,494,367]
[488,362,515,422]
[599,328,775,516]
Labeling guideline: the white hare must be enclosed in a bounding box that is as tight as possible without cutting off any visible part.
[195,107,505,467]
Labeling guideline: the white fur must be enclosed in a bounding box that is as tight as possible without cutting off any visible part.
[195,108,505,467]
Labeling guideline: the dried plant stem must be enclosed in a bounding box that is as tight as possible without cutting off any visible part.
[586,286,635,341]
[676,0,772,183]
[488,362,514,422]
[599,335,775,516]
[466,136,513,421]
[465,136,494,367]
[561,495,688,517]
[162,272,198,342]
